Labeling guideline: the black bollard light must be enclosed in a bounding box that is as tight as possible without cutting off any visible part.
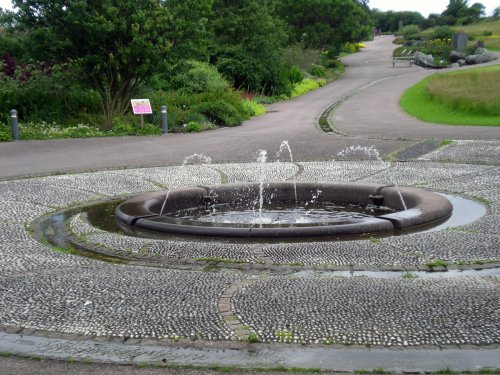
[10,109,19,141]
[161,105,168,134]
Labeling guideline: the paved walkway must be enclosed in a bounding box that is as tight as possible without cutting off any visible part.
[3,35,493,179]
[0,36,499,374]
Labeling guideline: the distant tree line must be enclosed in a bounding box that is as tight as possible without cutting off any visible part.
[372,0,494,33]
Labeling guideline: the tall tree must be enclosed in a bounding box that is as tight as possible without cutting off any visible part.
[442,0,470,18]
[210,0,290,95]
[276,0,372,52]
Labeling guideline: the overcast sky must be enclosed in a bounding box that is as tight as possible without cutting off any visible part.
[0,0,498,17]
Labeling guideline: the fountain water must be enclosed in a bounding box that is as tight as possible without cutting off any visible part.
[276,140,298,203]
[159,153,212,216]
[257,150,267,221]
[337,145,408,211]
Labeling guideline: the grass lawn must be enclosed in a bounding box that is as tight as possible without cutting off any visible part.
[400,64,500,126]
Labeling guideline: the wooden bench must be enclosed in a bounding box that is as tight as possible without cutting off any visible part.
[392,56,414,67]
[392,49,415,67]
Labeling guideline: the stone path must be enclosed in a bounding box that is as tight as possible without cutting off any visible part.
[0,36,499,373]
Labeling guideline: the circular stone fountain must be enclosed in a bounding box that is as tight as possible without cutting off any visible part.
[115,182,453,239]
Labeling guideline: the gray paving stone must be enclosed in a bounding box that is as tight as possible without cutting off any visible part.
[261,241,421,267]
[215,162,298,183]
[233,276,500,345]
[297,161,388,182]
[0,266,240,340]
[383,231,500,263]
[419,140,500,164]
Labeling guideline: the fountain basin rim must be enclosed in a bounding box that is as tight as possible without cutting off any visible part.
[115,182,453,239]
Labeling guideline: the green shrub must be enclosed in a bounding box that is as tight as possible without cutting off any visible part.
[291,79,320,98]
[194,99,243,127]
[400,24,421,39]
[316,79,327,87]
[135,123,161,136]
[242,100,266,116]
[111,123,135,136]
[185,121,204,132]
[198,100,240,126]
[309,64,327,77]
[393,36,405,44]
[0,124,11,141]
[172,60,230,94]
[287,65,304,84]
[430,26,454,41]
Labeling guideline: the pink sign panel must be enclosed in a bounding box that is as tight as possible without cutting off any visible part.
[131,99,153,115]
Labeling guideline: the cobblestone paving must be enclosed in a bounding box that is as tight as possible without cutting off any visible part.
[0,156,498,347]
[215,162,298,183]
[419,140,500,164]
[0,265,241,340]
[382,231,500,264]
[232,277,500,345]
[261,241,422,267]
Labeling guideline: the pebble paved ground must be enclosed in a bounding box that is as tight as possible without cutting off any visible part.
[0,37,499,373]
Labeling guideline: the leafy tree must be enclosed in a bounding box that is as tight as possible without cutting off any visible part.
[467,2,485,21]
[10,0,209,127]
[277,0,372,52]
[210,0,290,95]
[494,6,500,18]
[442,0,470,18]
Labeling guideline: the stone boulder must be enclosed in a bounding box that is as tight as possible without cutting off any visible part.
[465,51,497,65]
[413,52,434,68]
[449,51,466,63]
[474,47,488,55]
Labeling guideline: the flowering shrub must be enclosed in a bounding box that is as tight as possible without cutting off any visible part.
[19,122,109,140]
[14,121,161,141]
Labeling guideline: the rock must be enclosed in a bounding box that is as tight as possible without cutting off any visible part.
[474,47,488,55]
[449,50,466,63]
[413,52,434,68]
[465,52,497,65]
[448,63,460,69]
[457,59,466,67]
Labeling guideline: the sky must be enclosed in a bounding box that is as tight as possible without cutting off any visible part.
[369,0,499,17]
[0,0,498,16]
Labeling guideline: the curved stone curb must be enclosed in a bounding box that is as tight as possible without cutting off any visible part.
[218,277,261,341]
[0,331,499,371]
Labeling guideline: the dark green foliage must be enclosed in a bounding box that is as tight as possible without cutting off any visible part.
[371,10,426,32]
[0,60,102,123]
[210,0,291,96]
[277,0,373,52]
[309,64,327,78]
[430,26,454,40]
[193,91,249,127]
[0,124,11,141]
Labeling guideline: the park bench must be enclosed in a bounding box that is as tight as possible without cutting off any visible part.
[392,48,415,67]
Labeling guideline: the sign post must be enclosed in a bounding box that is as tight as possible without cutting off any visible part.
[130,99,153,129]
